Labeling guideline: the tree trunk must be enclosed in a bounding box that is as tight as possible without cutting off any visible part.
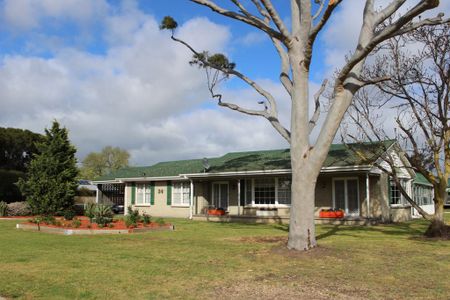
[288,164,318,250]
[425,182,449,238]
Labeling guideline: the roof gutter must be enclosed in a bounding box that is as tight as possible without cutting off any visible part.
[182,165,373,178]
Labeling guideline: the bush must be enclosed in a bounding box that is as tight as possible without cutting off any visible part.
[84,203,96,223]
[72,218,81,228]
[42,215,56,225]
[0,201,7,216]
[63,209,76,220]
[125,206,140,227]
[7,201,31,216]
[142,213,151,225]
[93,205,113,227]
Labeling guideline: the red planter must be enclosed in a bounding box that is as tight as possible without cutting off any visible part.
[319,210,344,218]
[207,209,226,216]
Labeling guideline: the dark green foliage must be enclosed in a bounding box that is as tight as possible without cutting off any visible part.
[84,203,96,223]
[189,51,236,71]
[208,53,236,70]
[0,169,26,203]
[142,213,151,225]
[63,209,76,220]
[125,206,140,227]
[0,127,43,171]
[6,201,31,216]
[42,215,56,225]
[18,121,78,216]
[0,201,7,216]
[93,204,113,227]
[159,16,178,31]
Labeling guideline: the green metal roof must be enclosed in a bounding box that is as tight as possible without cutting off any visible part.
[95,140,396,181]
[414,173,432,186]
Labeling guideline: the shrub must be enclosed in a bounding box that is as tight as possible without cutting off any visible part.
[93,204,113,227]
[142,213,151,225]
[7,201,31,216]
[108,223,114,228]
[155,218,165,226]
[72,218,81,228]
[84,203,96,223]
[63,209,76,220]
[125,206,140,227]
[42,215,56,225]
[0,201,7,216]
[125,218,135,228]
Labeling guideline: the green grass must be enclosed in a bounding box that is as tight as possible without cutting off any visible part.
[0,219,449,299]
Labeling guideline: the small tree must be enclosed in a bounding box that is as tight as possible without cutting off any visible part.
[18,121,78,216]
[80,146,130,180]
[343,24,449,237]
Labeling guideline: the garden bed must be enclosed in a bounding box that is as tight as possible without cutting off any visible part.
[16,216,174,235]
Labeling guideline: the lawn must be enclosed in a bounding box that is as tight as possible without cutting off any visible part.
[0,218,449,299]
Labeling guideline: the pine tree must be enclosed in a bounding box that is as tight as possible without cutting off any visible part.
[18,121,78,216]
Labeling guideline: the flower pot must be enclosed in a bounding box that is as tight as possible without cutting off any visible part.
[207,209,226,216]
[319,210,344,218]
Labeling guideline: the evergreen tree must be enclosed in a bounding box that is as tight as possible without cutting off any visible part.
[18,121,78,215]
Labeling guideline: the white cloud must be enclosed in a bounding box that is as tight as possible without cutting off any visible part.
[2,0,109,31]
[235,32,266,47]
[0,7,291,166]
[320,0,450,75]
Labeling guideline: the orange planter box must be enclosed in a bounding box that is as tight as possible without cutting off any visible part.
[207,209,226,216]
[319,210,344,218]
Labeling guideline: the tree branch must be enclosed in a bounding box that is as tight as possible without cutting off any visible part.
[190,0,287,41]
[260,0,291,38]
[309,79,327,133]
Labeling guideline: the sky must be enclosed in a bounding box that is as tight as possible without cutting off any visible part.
[0,0,449,166]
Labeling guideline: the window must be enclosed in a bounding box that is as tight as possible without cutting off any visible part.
[389,179,407,205]
[277,178,291,205]
[414,185,433,205]
[172,182,190,206]
[242,177,291,206]
[254,178,275,205]
[333,178,359,215]
[136,184,151,205]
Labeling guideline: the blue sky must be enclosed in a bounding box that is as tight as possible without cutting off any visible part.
[0,0,448,166]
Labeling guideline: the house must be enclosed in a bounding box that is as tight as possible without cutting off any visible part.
[92,140,434,224]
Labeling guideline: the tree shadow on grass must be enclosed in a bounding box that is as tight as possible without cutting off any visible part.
[316,221,427,241]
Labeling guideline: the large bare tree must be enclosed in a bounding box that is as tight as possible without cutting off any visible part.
[161,1,449,250]
[344,24,450,237]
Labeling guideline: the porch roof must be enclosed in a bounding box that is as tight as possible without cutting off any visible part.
[94,140,395,182]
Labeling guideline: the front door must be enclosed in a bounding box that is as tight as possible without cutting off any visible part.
[333,178,359,216]
[212,182,229,210]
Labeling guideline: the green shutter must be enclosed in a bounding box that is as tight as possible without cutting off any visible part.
[150,182,155,205]
[167,181,172,205]
[131,182,136,205]
[388,177,392,205]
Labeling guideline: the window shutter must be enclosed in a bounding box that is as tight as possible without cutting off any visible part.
[150,182,155,205]
[131,182,136,205]
[167,181,172,205]
[388,177,392,205]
